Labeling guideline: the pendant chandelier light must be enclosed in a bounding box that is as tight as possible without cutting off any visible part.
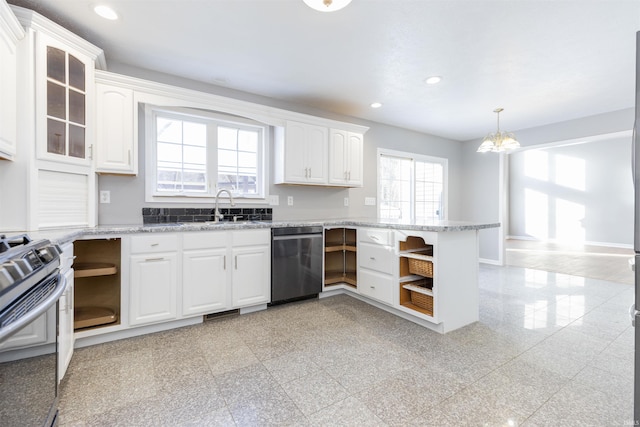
[303,0,352,12]
[477,108,520,153]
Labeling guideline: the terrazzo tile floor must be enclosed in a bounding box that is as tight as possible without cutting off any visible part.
[59,264,635,426]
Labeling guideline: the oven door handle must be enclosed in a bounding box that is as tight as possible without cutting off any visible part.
[0,273,67,344]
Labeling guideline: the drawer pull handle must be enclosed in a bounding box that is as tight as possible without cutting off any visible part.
[145,257,164,262]
[151,243,159,247]
[370,257,375,260]
[370,235,379,241]
[223,255,226,270]
[370,286,375,289]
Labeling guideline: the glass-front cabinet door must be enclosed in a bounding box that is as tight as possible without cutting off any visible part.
[37,33,94,166]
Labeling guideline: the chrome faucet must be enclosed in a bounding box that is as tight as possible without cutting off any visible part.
[214,189,235,222]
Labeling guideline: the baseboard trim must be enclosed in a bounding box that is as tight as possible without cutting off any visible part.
[506,235,632,250]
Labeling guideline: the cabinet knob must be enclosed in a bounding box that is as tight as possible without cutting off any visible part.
[370,257,375,260]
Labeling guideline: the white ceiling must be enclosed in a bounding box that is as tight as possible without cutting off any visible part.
[8,0,640,141]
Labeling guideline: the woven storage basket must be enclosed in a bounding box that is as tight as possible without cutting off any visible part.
[408,258,433,277]
[410,291,433,315]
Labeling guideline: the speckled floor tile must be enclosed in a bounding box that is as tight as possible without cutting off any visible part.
[281,371,349,416]
[214,362,280,405]
[523,381,633,427]
[56,261,634,426]
[226,387,306,427]
[307,396,386,427]
[262,350,323,384]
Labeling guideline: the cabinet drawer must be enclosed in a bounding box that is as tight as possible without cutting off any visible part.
[183,231,229,250]
[359,242,394,274]
[130,234,179,254]
[358,269,393,305]
[359,228,393,246]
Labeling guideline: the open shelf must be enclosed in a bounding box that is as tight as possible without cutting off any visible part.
[74,306,118,330]
[324,271,357,287]
[399,235,435,317]
[73,238,121,331]
[74,262,117,278]
[324,227,357,289]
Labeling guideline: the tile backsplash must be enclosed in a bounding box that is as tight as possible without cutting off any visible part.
[142,207,272,224]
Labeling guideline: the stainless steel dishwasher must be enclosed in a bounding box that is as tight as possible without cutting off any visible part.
[271,226,323,304]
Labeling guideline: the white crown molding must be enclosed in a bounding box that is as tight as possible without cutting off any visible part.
[0,1,25,44]
[95,69,370,134]
[9,4,106,70]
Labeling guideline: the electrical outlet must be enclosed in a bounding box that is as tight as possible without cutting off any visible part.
[287,196,293,206]
[99,190,110,204]
[344,197,349,207]
[365,197,376,206]
[269,195,279,206]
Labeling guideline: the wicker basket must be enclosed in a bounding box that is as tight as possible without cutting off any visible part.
[408,258,433,277]
[410,291,433,315]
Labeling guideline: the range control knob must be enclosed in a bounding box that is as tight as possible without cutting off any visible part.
[3,261,25,281]
[0,267,13,289]
[38,247,55,262]
[13,258,33,275]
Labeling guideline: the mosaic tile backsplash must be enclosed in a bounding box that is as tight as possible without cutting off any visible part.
[142,207,272,224]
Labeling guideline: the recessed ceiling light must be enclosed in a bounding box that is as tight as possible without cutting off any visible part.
[94,5,118,20]
[425,76,442,85]
[303,0,352,12]
[370,102,382,109]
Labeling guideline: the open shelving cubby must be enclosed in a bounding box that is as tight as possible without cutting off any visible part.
[324,228,357,288]
[398,235,435,317]
[73,238,121,331]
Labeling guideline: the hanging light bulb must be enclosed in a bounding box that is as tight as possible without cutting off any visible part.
[477,108,520,153]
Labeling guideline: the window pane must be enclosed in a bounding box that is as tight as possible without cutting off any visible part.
[47,47,65,83]
[47,119,66,155]
[68,124,85,158]
[69,89,85,125]
[238,130,258,152]
[157,118,182,143]
[184,122,206,147]
[218,127,238,150]
[47,82,66,120]
[155,115,208,193]
[68,54,85,91]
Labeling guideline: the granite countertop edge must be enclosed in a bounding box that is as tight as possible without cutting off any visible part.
[25,219,500,246]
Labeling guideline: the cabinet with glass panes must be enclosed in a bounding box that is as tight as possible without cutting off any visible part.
[37,31,96,165]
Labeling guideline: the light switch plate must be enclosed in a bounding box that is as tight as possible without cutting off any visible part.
[100,190,110,204]
[287,196,293,206]
[269,195,279,206]
[365,197,376,206]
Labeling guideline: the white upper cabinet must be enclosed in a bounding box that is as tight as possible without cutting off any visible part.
[0,3,24,161]
[329,129,363,187]
[95,76,136,174]
[275,120,329,185]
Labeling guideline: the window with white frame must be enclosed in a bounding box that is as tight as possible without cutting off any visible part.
[146,106,267,202]
[378,149,447,221]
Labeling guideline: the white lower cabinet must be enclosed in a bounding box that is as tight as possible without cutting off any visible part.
[358,269,394,305]
[182,232,230,317]
[129,234,179,326]
[231,230,271,308]
[357,228,395,306]
[58,266,74,380]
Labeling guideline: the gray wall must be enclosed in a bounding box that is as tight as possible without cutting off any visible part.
[509,134,632,246]
[461,108,634,262]
[98,64,464,225]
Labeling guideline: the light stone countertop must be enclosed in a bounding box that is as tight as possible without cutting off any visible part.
[16,218,500,246]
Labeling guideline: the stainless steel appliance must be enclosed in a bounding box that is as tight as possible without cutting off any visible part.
[0,234,66,427]
[633,30,640,425]
[271,226,323,303]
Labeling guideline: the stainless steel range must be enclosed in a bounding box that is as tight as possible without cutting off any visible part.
[0,234,67,427]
